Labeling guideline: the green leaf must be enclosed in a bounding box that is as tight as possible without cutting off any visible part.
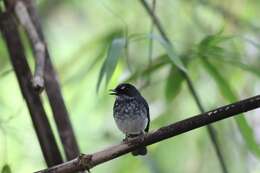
[198,32,260,79]
[148,34,187,73]
[96,58,107,92]
[198,30,234,60]
[201,58,260,158]
[105,37,126,83]
[1,164,11,173]
[96,37,126,92]
[200,35,232,49]
[215,57,260,78]
[199,30,233,50]
[165,66,184,102]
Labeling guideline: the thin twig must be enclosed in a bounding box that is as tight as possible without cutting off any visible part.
[148,0,156,67]
[139,0,170,43]
[19,0,81,162]
[139,1,228,173]
[143,0,156,88]
[14,1,45,91]
[36,95,260,173]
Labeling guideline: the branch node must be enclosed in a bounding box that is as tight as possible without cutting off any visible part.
[78,154,92,173]
[32,75,44,92]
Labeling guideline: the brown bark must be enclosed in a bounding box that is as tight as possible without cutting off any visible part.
[36,95,260,173]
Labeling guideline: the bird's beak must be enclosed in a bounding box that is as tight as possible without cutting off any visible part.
[109,89,117,95]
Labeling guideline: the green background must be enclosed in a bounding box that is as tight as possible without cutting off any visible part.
[0,0,260,172]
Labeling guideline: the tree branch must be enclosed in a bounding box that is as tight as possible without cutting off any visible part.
[14,0,46,90]
[16,0,82,161]
[36,95,260,173]
[0,11,63,166]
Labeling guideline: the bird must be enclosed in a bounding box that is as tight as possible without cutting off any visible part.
[110,83,150,156]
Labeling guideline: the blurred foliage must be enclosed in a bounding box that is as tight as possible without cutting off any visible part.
[1,164,11,173]
[197,31,260,158]
[165,66,184,102]
[0,0,260,173]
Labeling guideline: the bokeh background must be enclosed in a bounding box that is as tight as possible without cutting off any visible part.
[0,0,260,172]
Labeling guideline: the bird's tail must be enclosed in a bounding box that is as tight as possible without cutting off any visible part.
[131,146,147,156]
[127,133,147,156]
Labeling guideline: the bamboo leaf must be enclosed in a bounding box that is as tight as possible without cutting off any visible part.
[198,31,233,60]
[96,57,107,92]
[96,37,126,92]
[105,37,126,83]
[198,32,260,79]
[199,30,233,50]
[165,66,184,102]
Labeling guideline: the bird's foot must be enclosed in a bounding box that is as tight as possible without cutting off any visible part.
[126,134,145,146]
[122,136,128,143]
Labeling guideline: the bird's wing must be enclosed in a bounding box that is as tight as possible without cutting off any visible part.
[142,97,150,133]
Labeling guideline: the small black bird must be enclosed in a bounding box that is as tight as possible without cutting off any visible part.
[110,83,150,156]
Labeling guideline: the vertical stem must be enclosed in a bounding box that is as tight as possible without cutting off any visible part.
[146,0,156,86]
[147,0,156,68]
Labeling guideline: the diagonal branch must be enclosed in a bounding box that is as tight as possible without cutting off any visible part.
[36,95,260,173]
[14,0,46,90]
[139,1,228,172]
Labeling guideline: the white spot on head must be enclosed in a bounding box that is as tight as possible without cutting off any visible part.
[120,86,126,90]
[208,112,212,116]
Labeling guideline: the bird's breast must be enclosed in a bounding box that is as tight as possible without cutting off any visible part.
[113,98,147,135]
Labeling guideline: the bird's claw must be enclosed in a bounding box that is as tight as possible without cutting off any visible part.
[127,134,145,146]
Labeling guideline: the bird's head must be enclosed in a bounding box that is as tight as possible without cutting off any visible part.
[109,83,140,97]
